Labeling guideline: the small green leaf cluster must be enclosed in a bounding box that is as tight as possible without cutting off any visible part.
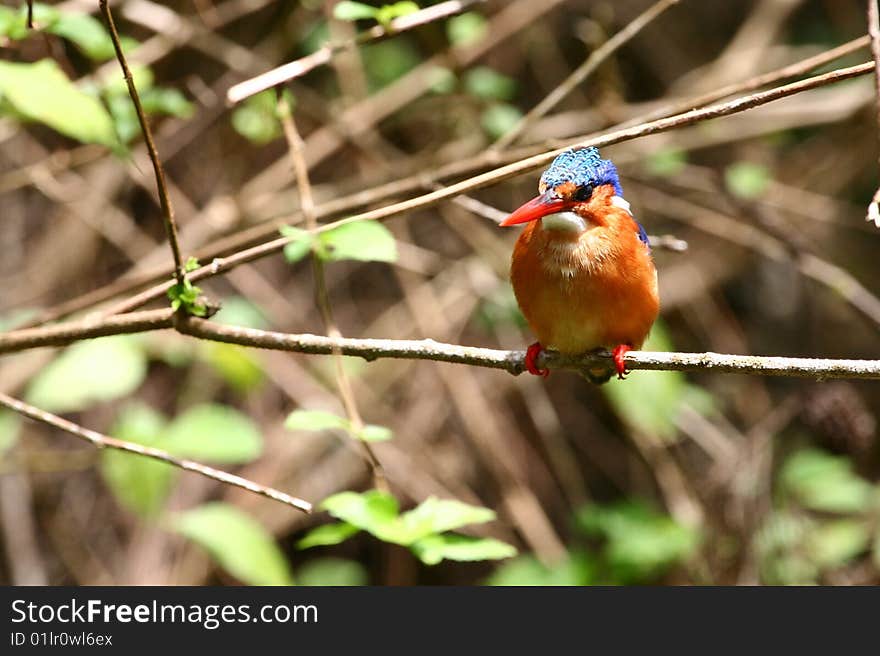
[298,490,516,565]
[167,276,208,317]
[333,1,420,28]
[757,448,880,584]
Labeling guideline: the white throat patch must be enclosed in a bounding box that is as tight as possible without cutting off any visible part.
[541,211,587,233]
[610,195,632,215]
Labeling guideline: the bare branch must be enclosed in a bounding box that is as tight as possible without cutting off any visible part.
[0,392,312,513]
[867,0,880,227]
[226,0,484,104]
[492,0,680,149]
[99,0,187,285]
[175,316,880,380]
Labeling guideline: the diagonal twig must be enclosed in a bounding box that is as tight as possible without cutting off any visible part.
[866,0,880,227]
[0,392,311,513]
[492,0,681,149]
[99,0,186,285]
[226,0,485,104]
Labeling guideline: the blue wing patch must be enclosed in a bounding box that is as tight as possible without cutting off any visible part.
[636,221,650,250]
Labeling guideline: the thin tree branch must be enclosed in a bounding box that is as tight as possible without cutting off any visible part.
[99,0,186,285]
[21,43,870,328]
[0,309,173,354]
[226,0,484,104]
[174,315,880,380]
[3,310,878,379]
[492,0,680,149]
[26,0,33,29]
[88,61,875,319]
[275,90,387,491]
[867,0,880,227]
[0,392,312,513]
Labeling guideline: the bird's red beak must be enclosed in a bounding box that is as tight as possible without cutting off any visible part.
[500,190,572,226]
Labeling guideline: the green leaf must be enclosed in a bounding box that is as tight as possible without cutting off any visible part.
[319,220,397,263]
[100,403,175,517]
[333,1,378,21]
[25,336,147,413]
[357,424,393,442]
[231,90,284,145]
[399,497,496,540]
[485,552,595,586]
[321,490,401,542]
[806,519,871,568]
[0,4,59,39]
[464,66,517,101]
[577,500,699,583]
[446,11,487,46]
[280,225,314,263]
[173,503,293,585]
[646,148,687,177]
[46,13,115,61]
[411,534,516,565]
[162,404,262,463]
[780,449,872,514]
[725,162,770,199]
[285,409,350,433]
[166,278,206,316]
[603,322,705,440]
[480,103,522,140]
[0,410,21,458]
[184,256,200,273]
[375,2,419,27]
[141,87,193,119]
[0,59,117,147]
[296,557,368,586]
[297,522,360,549]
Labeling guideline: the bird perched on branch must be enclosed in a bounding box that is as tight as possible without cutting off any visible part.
[501,147,659,383]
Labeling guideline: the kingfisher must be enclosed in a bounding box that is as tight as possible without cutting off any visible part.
[500,147,659,383]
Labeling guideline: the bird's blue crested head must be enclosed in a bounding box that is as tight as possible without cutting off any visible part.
[540,147,623,197]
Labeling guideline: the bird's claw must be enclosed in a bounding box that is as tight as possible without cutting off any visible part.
[525,342,550,378]
[611,344,632,379]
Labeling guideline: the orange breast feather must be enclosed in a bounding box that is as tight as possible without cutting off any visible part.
[510,209,659,354]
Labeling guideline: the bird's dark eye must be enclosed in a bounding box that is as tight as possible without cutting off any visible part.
[572,185,593,202]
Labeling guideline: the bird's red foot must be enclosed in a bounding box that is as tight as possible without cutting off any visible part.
[525,342,550,378]
[612,344,632,380]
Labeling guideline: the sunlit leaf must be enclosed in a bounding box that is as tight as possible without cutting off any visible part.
[357,424,393,442]
[162,404,262,463]
[0,59,117,147]
[780,449,872,514]
[231,89,289,145]
[173,503,293,585]
[362,40,420,90]
[321,490,401,542]
[25,336,147,413]
[213,297,269,329]
[427,66,456,94]
[412,534,516,565]
[446,11,486,46]
[296,557,368,586]
[280,225,313,263]
[333,1,378,21]
[47,12,115,61]
[399,497,495,540]
[725,162,770,199]
[202,344,265,393]
[297,522,360,549]
[100,403,175,517]
[375,2,419,27]
[285,409,350,433]
[319,220,397,263]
